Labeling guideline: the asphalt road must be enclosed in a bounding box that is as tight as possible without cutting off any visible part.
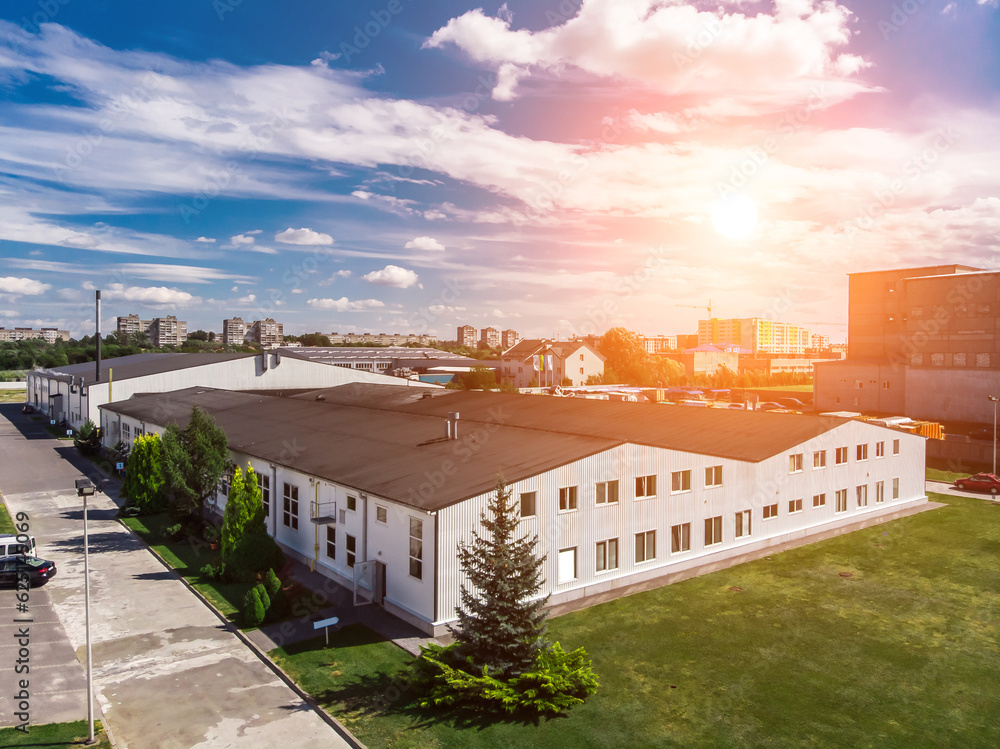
[926,479,1000,501]
[0,404,351,748]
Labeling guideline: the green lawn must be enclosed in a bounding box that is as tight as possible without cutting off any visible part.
[0,720,111,748]
[0,388,27,403]
[0,500,16,534]
[121,513,252,620]
[272,492,1000,748]
[926,467,968,483]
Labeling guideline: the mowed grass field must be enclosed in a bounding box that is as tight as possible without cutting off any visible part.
[273,492,1000,749]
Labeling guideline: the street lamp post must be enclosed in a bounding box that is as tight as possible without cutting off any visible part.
[989,396,1000,476]
[75,478,96,745]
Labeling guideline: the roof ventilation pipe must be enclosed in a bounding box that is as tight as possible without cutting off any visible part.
[446,411,460,440]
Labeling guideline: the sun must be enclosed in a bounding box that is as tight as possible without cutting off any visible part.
[711,193,758,240]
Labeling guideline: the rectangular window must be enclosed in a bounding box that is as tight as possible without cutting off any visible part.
[813,450,827,468]
[705,465,723,488]
[325,527,336,560]
[596,480,619,505]
[122,422,131,443]
[635,475,657,498]
[835,447,848,465]
[346,534,356,568]
[257,473,270,518]
[520,491,536,517]
[876,441,885,458]
[704,516,723,546]
[813,493,826,508]
[763,503,778,520]
[875,481,885,504]
[789,453,803,473]
[856,485,868,507]
[409,517,423,579]
[282,482,299,530]
[835,489,848,513]
[856,444,868,461]
[596,538,618,572]
[735,510,751,538]
[376,505,388,523]
[671,523,690,553]
[635,530,656,563]
[671,470,691,493]
[347,495,357,512]
[893,439,900,455]
[559,486,578,512]
[558,547,577,583]
[789,498,803,514]
[893,477,900,499]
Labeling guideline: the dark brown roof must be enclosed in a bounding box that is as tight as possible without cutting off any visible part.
[502,339,603,361]
[102,384,849,512]
[34,353,254,384]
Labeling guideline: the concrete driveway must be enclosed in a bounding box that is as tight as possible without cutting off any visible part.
[0,405,352,748]
[926,478,1000,501]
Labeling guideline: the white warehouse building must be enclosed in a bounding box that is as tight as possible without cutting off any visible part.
[101,384,928,636]
[26,351,434,431]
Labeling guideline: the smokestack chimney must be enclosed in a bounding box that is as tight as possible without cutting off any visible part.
[95,290,101,383]
[446,411,460,440]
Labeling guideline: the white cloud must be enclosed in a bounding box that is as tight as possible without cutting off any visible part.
[275,227,334,245]
[195,236,216,243]
[100,283,195,305]
[307,297,385,311]
[405,236,445,251]
[363,264,420,288]
[0,276,51,295]
[291,288,304,294]
[228,234,256,247]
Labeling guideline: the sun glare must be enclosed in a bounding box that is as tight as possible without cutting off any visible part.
[711,193,758,240]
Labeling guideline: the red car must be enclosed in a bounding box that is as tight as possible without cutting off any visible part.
[954,473,1000,495]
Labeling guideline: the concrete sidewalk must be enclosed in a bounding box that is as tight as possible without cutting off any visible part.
[0,405,354,749]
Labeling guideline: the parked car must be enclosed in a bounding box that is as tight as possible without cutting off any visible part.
[0,534,36,559]
[777,398,807,410]
[953,473,1000,495]
[757,402,785,411]
[21,403,34,414]
[0,556,57,588]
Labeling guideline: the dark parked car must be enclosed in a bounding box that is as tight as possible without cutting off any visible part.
[21,404,34,414]
[757,401,785,411]
[0,557,57,588]
[953,473,1000,495]
[777,398,807,410]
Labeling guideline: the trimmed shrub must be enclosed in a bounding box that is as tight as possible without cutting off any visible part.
[165,523,183,541]
[264,568,282,598]
[242,587,265,628]
[254,582,270,612]
[224,531,285,583]
[417,641,599,715]
[266,587,290,622]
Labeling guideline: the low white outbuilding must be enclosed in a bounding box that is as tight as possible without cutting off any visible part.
[101,384,928,636]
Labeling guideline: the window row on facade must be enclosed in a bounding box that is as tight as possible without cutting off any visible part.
[555,478,903,584]
[790,440,900,473]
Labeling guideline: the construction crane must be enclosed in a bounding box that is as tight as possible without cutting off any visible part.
[675,299,714,317]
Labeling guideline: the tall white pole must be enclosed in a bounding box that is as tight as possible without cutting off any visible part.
[84,494,94,744]
[993,399,997,477]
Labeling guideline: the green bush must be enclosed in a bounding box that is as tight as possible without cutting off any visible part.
[203,524,220,544]
[242,587,265,628]
[266,587,290,622]
[199,562,225,580]
[254,582,270,612]
[264,568,282,598]
[118,505,141,518]
[73,419,102,456]
[224,531,284,583]
[417,641,599,715]
[165,523,183,541]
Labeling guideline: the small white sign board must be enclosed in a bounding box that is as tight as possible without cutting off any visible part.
[313,616,340,646]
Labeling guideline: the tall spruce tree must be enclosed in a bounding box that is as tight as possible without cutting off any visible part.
[451,475,549,678]
[161,406,229,519]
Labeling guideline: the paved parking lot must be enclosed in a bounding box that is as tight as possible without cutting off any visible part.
[0,404,351,748]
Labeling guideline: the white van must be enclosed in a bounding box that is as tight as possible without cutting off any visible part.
[0,534,36,559]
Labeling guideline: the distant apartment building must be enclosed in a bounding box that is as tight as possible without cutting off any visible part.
[644,335,677,354]
[699,318,811,355]
[456,325,477,348]
[676,334,699,350]
[222,317,246,346]
[327,332,439,346]
[248,318,284,348]
[815,264,1000,422]
[0,327,70,343]
[479,327,501,349]
[500,339,605,388]
[501,329,520,348]
[810,333,831,351]
[117,314,187,347]
[148,316,187,348]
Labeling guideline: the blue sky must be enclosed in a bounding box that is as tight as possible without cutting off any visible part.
[1,0,998,341]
